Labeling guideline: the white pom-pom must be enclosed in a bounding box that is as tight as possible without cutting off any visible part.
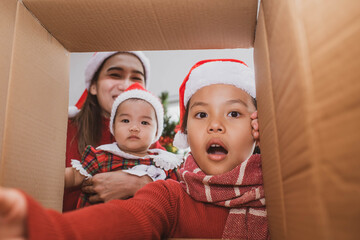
[173,131,189,149]
[68,106,80,118]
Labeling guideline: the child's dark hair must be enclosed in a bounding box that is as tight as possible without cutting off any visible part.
[181,96,260,154]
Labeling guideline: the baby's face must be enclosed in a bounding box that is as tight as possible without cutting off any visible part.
[113,99,157,157]
[187,84,256,175]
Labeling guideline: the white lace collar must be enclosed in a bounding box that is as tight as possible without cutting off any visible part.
[96,143,148,159]
[96,142,184,170]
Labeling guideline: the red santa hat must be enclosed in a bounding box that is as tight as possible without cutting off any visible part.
[109,83,164,144]
[68,51,151,118]
[173,59,256,149]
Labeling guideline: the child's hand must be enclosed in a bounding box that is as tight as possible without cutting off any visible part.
[250,111,260,147]
[0,187,27,239]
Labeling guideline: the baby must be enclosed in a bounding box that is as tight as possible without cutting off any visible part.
[65,83,182,208]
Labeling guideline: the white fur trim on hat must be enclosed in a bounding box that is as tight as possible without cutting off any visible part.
[68,106,80,118]
[109,89,164,144]
[173,131,189,149]
[84,51,151,89]
[184,61,255,107]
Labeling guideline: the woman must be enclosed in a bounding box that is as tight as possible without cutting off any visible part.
[64,51,168,212]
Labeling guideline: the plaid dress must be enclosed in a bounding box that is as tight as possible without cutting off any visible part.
[76,145,177,208]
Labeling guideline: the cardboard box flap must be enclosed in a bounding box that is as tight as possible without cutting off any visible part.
[254,5,287,239]
[0,1,69,211]
[22,0,258,52]
[0,0,18,164]
[256,0,360,239]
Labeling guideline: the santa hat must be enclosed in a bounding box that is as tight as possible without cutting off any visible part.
[68,51,151,117]
[173,59,256,149]
[109,83,164,144]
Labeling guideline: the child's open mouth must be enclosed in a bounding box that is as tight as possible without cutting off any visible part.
[207,143,228,161]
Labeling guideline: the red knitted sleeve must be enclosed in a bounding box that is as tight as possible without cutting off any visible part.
[27,181,179,239]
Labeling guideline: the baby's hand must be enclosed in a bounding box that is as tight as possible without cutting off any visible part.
[250,111,260,147]
[0,187,27,239]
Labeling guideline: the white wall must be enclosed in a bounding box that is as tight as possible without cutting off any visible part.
[69,49,254,120]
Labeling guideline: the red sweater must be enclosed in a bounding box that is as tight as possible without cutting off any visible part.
[63,117,166,212]
[28,180,229,239]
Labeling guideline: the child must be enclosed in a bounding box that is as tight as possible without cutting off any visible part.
[0,59,268,239]
[65,83,182,208]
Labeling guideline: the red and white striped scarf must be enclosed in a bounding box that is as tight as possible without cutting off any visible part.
[179,153,269,239]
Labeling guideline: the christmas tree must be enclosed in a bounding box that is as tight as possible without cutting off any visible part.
[159,91,179,153]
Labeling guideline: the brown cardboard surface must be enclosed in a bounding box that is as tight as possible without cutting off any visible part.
[1,0,359,238]
[256,0,360,239]
[0,2,69,211]
[22,0,258,52]
[254,6,286,240]
[0,0,18,174]
[301,0,360,238]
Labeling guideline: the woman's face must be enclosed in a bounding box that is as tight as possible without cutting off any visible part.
[89,53,145,118]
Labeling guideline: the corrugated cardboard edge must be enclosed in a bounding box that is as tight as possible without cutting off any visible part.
[22,0,258,51]
[257,0,329,238]
[0,0,17,180]
[254,4,287,239]
[257,0,360,239]
[1,1,69,211]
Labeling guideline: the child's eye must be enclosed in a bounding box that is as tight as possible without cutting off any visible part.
[141,121,149,125]
[195,112,207,118]
[228,111,241,118]
[121,119,129,123]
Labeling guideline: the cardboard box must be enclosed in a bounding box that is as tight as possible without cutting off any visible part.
[1,0,69,210]
[1,0,359,239]
[22,0,257,51]
[254,1,360,239]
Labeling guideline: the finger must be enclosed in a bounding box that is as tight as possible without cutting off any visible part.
[0,189,11,216]
[81,185,97,194]
[82,178,93,187]
[250,111,258,119]
[252,130,259,139]
[0,188,22,216]
[88,194,103,204]
[251,121,259,130]
[0,188,27,238]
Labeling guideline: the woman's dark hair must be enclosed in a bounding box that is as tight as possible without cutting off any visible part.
[70,52,146,154]
[71,63,104,154]
[181,96,260,154]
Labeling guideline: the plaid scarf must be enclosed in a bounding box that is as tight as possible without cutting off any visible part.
[179,153,269,239]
